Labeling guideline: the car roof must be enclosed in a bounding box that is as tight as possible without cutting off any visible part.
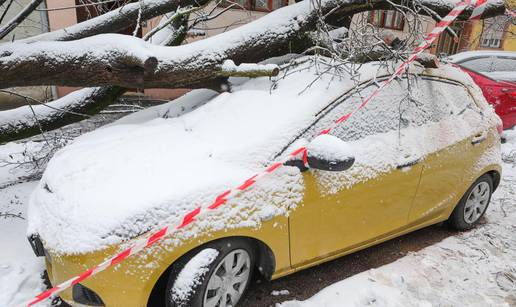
[448,50,516,63]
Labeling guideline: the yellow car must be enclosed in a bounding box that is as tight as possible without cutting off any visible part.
[28,58,502,307]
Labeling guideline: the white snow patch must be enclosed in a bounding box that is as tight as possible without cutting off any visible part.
[171,248,219,302]
[0,182,46,307]
[222,60,279,74]
[111,89,218,126]
[306,134,353,162]
[272,290,290,296]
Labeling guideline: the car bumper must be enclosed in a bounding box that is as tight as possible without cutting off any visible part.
[43,244,160,307]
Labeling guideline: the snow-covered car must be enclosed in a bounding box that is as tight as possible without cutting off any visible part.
[447,50,516,82]
[446,51,516,130]
[28,58,502,307]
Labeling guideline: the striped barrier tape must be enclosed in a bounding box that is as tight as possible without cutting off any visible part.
[470,0,488,19]
[27,1,489,306]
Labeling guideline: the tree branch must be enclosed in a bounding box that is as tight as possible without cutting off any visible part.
[0,0,15,25]
[0,0,506,89]
[0,0,44,39]
[0,87,123,144]
[13,0,212,43]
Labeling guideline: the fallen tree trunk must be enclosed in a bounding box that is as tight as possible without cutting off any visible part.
[0,0,506,89]
[0,31,286,89]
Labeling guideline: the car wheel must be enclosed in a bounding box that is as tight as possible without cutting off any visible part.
[166,238,255,307]
[448,174,493,230]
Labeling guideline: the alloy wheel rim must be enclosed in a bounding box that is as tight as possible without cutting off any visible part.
[464,181,490,224]
[203,249,251,307]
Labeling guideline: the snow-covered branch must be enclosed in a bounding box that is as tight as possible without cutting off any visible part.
[0,87,122,144]
[221,60,280,77]
[0,0,507,89]
[0,0,44,39]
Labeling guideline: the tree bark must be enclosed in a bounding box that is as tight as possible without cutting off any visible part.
[0,0,44,39]
[0,32,287,89]
[0,0,506,89]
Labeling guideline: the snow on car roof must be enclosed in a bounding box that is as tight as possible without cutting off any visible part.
[447,50,516,63]
[27,58,480,254]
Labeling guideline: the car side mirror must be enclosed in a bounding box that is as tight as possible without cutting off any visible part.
[306,134,355,171]
[285,135,355,172]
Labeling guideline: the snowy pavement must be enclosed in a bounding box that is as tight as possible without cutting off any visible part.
[0,129,515,307]
[0,141,48,307]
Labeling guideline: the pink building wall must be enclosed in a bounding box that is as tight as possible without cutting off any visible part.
[46,0,80,98]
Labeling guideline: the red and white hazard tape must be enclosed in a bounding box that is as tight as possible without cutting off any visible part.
[470,0,488,19]
[27,1,490,306]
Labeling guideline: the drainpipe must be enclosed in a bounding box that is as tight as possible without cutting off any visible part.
[39,1,59,100]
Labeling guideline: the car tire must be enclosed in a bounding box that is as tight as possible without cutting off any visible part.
[447,174,493,230]
[166,238,255,307]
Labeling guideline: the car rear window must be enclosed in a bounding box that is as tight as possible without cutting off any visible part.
[492,57,516,72]
[458,56,516,81]
[459,57,494,72]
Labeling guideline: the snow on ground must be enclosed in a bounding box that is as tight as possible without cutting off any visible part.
[0,141,49,307]
[0,182,46,307]
[280,128,516,307]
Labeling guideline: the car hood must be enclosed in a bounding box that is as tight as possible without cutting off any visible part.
[28,58,385,254]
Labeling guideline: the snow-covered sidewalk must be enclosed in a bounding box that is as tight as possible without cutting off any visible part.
[0,142,48,307]
[0,130,515,307]
[280,130,516,307]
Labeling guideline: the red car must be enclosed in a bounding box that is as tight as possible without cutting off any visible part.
[448,51,516,130]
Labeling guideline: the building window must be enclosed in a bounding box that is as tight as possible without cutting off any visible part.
[219,0,288,12]
[480,16,506,48]
[369,10,405,31]
[436,22,464,56]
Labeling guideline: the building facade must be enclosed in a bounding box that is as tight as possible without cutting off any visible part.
[0,0,53,110]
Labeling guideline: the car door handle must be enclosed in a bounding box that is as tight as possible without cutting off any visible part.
[471,131,487,145]
[397,159,420,169]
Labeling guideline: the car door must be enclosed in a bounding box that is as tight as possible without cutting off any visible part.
[288,80,424,267]
[407,77,488,223]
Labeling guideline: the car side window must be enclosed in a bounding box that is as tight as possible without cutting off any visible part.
[301,77,454,143]
[419,78,480,116]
